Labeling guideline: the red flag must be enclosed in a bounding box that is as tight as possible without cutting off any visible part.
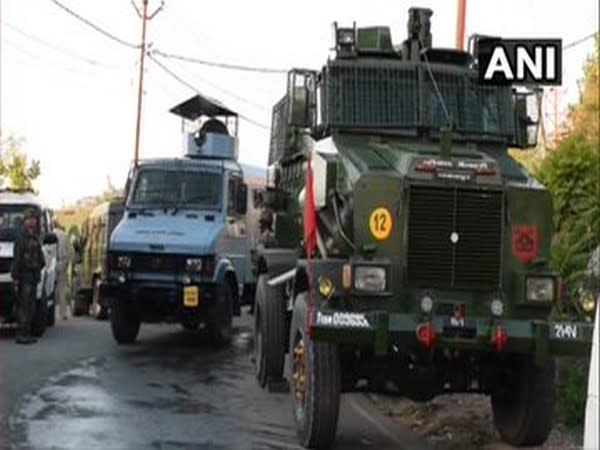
[304,151,318,333]
[304,151,317,260]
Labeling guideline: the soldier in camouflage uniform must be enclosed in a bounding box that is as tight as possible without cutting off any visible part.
[10,208,45,344]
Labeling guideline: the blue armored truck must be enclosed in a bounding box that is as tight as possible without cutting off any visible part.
[104,95,263,346]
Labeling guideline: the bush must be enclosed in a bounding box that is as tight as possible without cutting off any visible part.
[536,135,600,233]
[558,358,590,427]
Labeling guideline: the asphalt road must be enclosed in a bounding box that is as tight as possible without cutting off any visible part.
[0,313,433,450]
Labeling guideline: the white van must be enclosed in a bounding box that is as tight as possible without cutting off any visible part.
[0,188,58,335]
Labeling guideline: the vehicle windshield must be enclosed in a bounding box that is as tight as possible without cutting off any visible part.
[130,169,222,209]
[0,204,41,241]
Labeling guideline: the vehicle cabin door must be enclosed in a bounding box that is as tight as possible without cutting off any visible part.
[223,172,249,294]
[80,218,92,290]
[92,215,107,283]
[105,208,124,277]
[40,209,57,301]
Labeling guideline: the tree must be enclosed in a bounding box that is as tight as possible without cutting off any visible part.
[539,33,600,285]
[568,34,600,142]
[0,135,41,191]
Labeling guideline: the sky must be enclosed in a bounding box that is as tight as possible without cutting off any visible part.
[0,0,598,209]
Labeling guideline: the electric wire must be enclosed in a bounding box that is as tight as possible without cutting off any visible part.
[157,57,271,112]
[564,32,598,50]
[150,49,287,74]
[3,38,131,94]
[48,0,140,49]
[2,20,123,69]
[147,54,270,129]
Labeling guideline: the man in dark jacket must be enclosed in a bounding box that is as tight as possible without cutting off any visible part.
[10,208,45,344]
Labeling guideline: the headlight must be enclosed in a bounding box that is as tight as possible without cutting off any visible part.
[337,29,355,46]
[186,258,203,273]
[526,277,554,302]
[354,266,386,292]
[117,256,131,269]
[579,290,597,313]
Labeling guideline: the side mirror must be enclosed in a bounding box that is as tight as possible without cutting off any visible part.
[43,233,58,245]
[511,89,541,149]
[236,183,248,215]
[288,70,317,128]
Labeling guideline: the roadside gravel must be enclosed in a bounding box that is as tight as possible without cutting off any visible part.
[369,393,582,450]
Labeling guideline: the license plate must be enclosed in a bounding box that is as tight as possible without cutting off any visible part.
[552,322,579,339]
[442,317,477,338]
[183,286,199,307]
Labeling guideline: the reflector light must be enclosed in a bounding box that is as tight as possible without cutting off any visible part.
[475,167,497,176]
[415,162,438,172]
[416,322,436,348]
[491,325,508,351]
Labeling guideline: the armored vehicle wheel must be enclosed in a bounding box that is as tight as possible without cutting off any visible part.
[90,278,108,320]
[254,274,286,388]
[110,300,140,344]
[31,296,48,338]
[207,282,233,348]
[491,355,556,446]
[290,293,341,449]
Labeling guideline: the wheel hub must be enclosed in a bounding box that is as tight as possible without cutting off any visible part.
[292,339,306,406]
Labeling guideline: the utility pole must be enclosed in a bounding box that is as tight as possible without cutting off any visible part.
[132,0,163,168]
[455,0,467,50]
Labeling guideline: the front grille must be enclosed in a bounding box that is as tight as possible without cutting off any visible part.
[132,254,180,273]
[0,258,11,274]
[406,185,503,289]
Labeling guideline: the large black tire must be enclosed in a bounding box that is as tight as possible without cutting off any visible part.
[207,282,233,348]
[31,295,48,338]
[491,355,556,446]
[110,299,140,344]
[254,274,286,388]
[289,293,341,449]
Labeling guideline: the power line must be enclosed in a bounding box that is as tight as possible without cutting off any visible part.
[49,0,140,49]
[147,53,270,130]
[2,20,123,69]
[155,54,271,112]
[3,37,129,88]
[150,49,288,74]
[564,32,597,50]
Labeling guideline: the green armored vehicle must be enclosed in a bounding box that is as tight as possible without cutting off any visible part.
[252,7,595,449]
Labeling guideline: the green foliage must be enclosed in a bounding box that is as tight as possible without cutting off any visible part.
[0,135,41,190]
[536,135,600,232]
[509,146,545,174]
[559,359,590,427]
[542,36,600,429]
